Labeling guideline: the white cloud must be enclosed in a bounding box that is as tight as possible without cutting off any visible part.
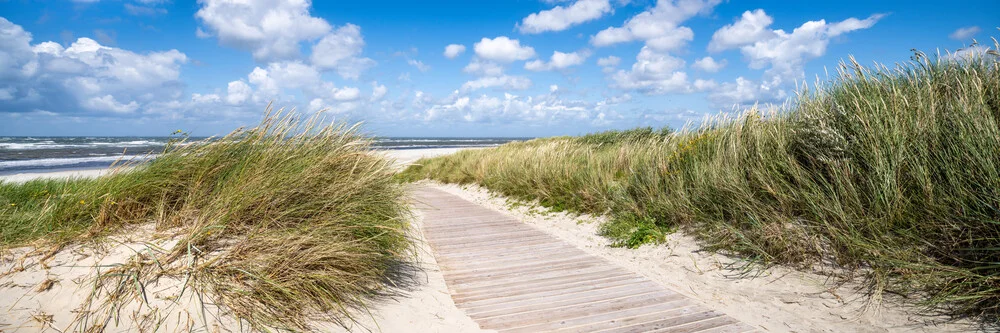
[125,3,167,16]
[420,92,597,124]
[463,58,504,76]
[591,0,720,51]
[196,0,332,62]
[332,86,360,101]
[474,36,536,63]
[444,44,466,59]
[195,27,211,39]
[407,59,430,72]
[693,78,717,91]
[524,50,588,71]
[371,82,387,100]
[461,75,532,91]
[597,55,620,73]
[692,56,726,72]
[83,95,139,113]
[308,98,325,112]
[519,0,612,34]
[707,9,773,52]
[709,10,885,82]
[0,18,36,79]
[949,26,981,40]
[191,93,221,104]
[226,80,251,105]
[0,18,189,117]
[708,76,787,106]
[310,24,375,79]
[611,46,692,94]
[597,56,620,67]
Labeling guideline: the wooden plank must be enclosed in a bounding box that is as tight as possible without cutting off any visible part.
[477,292,686,330]
[452,274,645,304]
[502,301,697,333]
[466,283,665,318]
[413,186,753,333]
[457,277,653,309]
[446,267,627,293]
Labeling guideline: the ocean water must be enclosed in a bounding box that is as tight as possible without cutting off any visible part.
[0,137,525,175]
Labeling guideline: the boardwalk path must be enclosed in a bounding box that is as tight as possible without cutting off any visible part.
[414,186,754,333]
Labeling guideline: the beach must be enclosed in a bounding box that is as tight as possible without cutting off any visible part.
[0,145,982,332]
[0,147,485,332]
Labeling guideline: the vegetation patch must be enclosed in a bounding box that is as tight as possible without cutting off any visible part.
[399,42,1000,326]
[1,108,412,331]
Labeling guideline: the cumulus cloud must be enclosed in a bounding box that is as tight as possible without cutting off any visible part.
[707,9,773,52]
[519,0,612,34]
[332,86,361,101]
[371,81,387,100]
[461,75,532,92]
[310,24,375,79]
[226,80,252,105]
[444,44,466,58]
[196,0,331,62]
[0,18,188,117]
[524,50,588,71]
[474,36,536,63]
[463,58,505,76]
[611,46,693,94]
[83,95,139,113]
[191,93,221,104]
[692,56,726,72]
[597,55,620,73]
[709,10,885,82]
[407,59,430,72]
[707,76,787,106]
[591,0,720,51]
[949,26,981,40]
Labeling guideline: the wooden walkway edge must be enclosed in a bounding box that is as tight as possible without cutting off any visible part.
[414,186,755,333]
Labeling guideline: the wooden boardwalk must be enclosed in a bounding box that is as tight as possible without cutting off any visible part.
[414,186,755,333]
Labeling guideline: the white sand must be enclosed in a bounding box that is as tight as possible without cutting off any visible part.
[0,168,113,183]
[427,181,976,333]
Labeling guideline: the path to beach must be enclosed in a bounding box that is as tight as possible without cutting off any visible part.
[414,186,754,333]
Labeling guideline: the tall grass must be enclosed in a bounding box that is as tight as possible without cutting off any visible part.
[399,42,1000,325]
[1,108,412,330]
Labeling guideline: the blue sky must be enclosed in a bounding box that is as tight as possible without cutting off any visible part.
[0,0,997,137]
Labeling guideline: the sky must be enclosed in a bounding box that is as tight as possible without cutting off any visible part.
[0,0,997,137]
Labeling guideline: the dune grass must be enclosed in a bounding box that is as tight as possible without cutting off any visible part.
[399,43,1000,325]
[1,108,412,330]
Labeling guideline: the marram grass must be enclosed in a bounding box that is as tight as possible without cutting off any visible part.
[1,108,412,331]
[400,42,1000,325]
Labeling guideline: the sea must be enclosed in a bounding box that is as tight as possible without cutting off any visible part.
[0,137,526,175]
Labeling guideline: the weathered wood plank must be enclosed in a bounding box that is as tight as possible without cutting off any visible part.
[413,186,753,333]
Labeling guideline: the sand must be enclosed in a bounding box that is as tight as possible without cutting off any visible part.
[0,168,115,183]
[426,181,975,333]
